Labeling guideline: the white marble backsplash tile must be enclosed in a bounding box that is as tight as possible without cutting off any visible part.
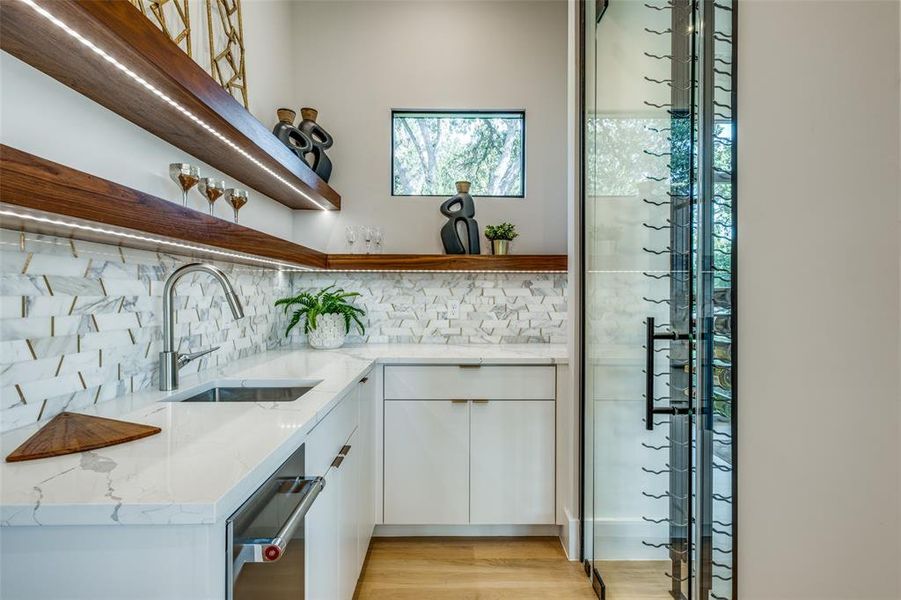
[292,272,568,345]
[0,230,296,432]
[0,229,567,431]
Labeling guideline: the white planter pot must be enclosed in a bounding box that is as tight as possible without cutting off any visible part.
[307,313,347,349]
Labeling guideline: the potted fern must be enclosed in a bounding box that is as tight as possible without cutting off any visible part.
[484,222,519,255]
[275,286,366,349]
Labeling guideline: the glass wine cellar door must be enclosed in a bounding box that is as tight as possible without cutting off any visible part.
[582,1,736,599]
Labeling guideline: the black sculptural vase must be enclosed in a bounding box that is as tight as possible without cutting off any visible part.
[272,108,313,161]
[299,107,335,183]
[440,181,480,255]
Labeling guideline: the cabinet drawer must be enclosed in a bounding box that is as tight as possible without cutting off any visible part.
[384,365,555,400]
[307,388,359,476]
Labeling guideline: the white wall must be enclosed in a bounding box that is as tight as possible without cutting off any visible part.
[738,1,901,598]
[0,0,299,242]
[289,0,568,254]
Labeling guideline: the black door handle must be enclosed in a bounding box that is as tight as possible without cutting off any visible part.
[645,317,692,430]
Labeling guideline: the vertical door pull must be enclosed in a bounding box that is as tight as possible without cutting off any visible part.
[645,316,692,430]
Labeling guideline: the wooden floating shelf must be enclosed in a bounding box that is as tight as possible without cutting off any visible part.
[0,145,328,269]
[326,254,567,272]
[0,146,566,273]
[0,0,339,211]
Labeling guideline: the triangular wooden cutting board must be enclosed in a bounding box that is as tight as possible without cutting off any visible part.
[5,411,161,463]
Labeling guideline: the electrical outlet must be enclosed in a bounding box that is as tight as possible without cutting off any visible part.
[447,299,460,320]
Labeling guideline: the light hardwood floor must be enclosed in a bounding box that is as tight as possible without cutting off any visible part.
[353,537,597,599]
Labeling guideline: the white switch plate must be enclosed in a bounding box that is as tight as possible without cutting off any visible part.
[447,299,460,319]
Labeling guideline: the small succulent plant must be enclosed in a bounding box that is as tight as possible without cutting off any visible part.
[484,222,519,241]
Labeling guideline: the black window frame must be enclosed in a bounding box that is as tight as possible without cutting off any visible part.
[390,109,527,198]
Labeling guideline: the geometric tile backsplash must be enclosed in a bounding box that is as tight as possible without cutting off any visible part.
[0,229,567,432]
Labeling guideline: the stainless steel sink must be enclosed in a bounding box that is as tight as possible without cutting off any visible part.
[179,386,314,403]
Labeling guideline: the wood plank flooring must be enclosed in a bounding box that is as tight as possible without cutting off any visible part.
[594,560,673,600]
[353,537,596,599]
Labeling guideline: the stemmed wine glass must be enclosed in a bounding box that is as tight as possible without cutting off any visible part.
[361,226,373,254]
[345,225,357,253]
[373,227,383,253]
[198,178,226,216]
[169,163,199,207]
[225,188,248,223]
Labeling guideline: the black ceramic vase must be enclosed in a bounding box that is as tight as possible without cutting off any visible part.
[299,107,335,183]
[440,181,480,255]
[272,108,313,161]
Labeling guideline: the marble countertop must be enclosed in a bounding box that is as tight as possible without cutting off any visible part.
[0,344,566,528]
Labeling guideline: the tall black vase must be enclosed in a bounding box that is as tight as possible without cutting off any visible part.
[440,181,480,255]
[299,107,334,183]
[272,108,313,161]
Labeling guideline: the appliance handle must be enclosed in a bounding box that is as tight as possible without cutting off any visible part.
[234,476,324,568]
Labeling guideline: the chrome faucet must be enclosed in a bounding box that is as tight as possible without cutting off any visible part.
[159,263,244,391]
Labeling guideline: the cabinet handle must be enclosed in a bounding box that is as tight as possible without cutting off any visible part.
[360,377,369,383]
[451,399,468,404]
[331,455,345,469]
[339,444,351,456]
[472,399,489,404]
[458,364,481,369]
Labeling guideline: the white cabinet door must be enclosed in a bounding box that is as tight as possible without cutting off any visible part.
[337,427,360,600]
[469,400,556,524]
[305,467,338,600]
[384,400,470,524]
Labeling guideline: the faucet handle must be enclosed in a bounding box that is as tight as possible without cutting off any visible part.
[177,346,220,368]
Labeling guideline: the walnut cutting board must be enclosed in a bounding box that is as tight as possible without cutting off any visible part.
[5,412,161,462]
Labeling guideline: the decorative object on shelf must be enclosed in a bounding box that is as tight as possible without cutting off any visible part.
[205,0,248,108]
[169,163,200,207]
[298,107,335,182]
[484,222,519,255]
[225,187,248,222]
[198,177,226,215]
[129,0,192,58]
[276,286,366,349]
[272,108,313,161]
[5,412,161,463]
[439,180,480,255]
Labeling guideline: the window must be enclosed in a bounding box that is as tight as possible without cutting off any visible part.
[391,110,525,197]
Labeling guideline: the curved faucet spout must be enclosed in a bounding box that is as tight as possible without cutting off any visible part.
[159,263,244,390]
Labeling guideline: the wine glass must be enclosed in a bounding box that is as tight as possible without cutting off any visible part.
[345,225,357,253]
[373,227,383,253]
[225,188,248,223]
[361,225,373,254]
[169,163,199,207]
[198,178,226,216]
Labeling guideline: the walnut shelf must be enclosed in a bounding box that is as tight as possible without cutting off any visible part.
[326,254,567,272]
[0,145,328,269]
[0,0,339,211]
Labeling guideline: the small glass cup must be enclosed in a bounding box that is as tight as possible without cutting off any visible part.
[198,178,226,216]
[225,188,249,223]
[169,163,199,207]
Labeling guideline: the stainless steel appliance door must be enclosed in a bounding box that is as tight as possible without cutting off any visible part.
[227,444,324,600]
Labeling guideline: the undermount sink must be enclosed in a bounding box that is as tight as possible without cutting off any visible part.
[180,386,314,403]
[162,380,320,403]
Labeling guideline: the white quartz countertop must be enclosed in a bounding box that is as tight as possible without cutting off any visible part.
[0,344,566,528]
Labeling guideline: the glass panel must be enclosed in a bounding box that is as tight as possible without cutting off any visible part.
[695,1,736,599]
[391,111,525,196]
[584,0,694,596]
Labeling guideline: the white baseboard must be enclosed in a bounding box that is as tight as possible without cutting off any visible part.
[559,507,581,561]
[374,524,561,537]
